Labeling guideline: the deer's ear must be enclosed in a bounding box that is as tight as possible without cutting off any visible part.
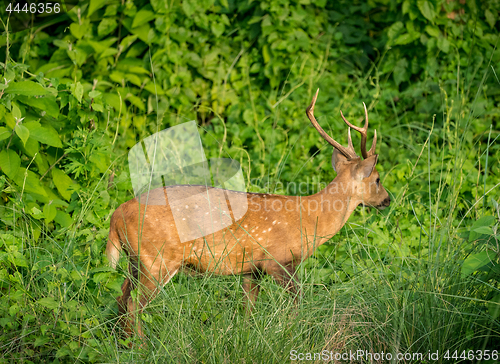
[356,154,378,179]
[332,149,350,173]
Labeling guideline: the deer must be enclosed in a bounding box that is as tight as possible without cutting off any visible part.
[106,89,391,342]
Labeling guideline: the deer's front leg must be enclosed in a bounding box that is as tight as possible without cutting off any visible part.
[242,273,260,313]
[266,263,300,301]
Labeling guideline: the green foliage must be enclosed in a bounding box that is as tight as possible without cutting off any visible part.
[0,0,499,361]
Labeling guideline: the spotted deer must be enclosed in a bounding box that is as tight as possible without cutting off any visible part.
[106,89,391,341]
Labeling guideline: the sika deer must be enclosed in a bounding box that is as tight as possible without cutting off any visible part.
[106,89,390,341]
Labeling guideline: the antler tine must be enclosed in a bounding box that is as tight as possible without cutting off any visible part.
[339,102,377,159]
[367,129,377,157]
[306,89,358,160]
[347,128,354,150]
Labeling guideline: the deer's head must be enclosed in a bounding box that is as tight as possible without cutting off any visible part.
[306,89,391,210]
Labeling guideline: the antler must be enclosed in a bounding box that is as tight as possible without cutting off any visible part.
[339,102,377,159]
[306,89,359,160]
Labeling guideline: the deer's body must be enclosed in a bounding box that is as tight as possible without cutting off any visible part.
[107,89,391,341]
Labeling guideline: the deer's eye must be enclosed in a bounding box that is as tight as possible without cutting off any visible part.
[376,177,380,186]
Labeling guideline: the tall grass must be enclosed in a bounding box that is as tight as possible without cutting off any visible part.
[2,60,499,364]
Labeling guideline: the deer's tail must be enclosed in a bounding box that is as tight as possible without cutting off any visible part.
[106,214,122,269]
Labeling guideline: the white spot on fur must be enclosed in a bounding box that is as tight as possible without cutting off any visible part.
[268,228,272,232]
[272,220,277,225]
[259,238,263,241]
[185,205,189,208]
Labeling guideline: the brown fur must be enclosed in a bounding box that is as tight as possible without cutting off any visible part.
[106,151,390,341]
[107,92,390,343]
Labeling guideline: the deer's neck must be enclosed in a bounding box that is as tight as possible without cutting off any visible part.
[302,177,359,244]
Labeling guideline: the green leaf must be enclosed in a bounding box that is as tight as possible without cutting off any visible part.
[30,206,44,219]
[437,37,450,53]
[37,297,59,310]
[9,303,19,316]
[485,9,496,28]
[12,168,47,196]
[11,103,22,119]
[15,124,29,146]
[394,32,420,45]
[98,18,118,37]
[87,38,118,55]
[0,127,11,141]
[73,82,83,102]
[126,95,145,111]
[488,294,500,319]
[29,125,63,148]
[106,277,124,295]
[9,251,28,267]
[0,149,21,180]
[262,45,270,64]
[387,21,404,40]
[89,152,109,173]
[55,210,73,228]
[88,0,108,16]
[5,81,49,96]
[21,137,40,157]
[472,226,493,235]
[119,35,138,51]
[69,22,89,39]
[402,0,410,14]
[52,168,74,201]
[43,203,57,223]
[34,336,50,347]
[132,8,155,28]
[17,96,59,118]
[417,0,436,21]
[182,0,194,17]
[211,22,225,38]
[103,93,124,111]
[243,109,254,125]
[461,251,497,277]
[469,216,496,241]
[56,345,72,358]
[424,25,441,38]
[472,215,496,228]
[89,90,102,99]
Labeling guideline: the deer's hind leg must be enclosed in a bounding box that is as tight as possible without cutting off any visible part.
[242,270,264,313]
[117,258,138,339]
[120,254,180,345]
[265,262,300,300]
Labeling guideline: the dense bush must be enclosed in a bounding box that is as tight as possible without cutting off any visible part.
[0,0,499,361]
